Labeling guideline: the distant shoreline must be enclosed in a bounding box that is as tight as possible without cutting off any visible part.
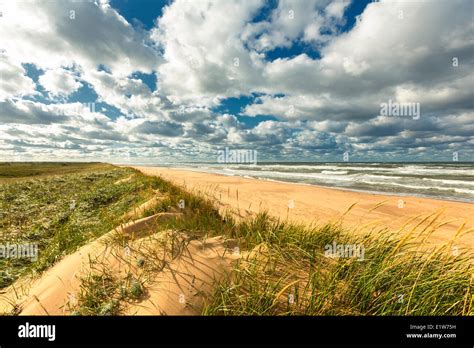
[140,165,474,204]
[114,161,474,165]
[123,162,474,204]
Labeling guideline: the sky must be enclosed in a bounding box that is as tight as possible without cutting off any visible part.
[0,0,473,163]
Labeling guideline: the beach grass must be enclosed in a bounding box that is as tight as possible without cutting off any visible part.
[0,162,109,181]
[69,264,147,316]
[202,217,473,315]
[0,163,166,288]
[105,171,474,316]
[1,163,472,316]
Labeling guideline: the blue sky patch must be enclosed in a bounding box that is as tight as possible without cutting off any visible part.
[66,83,99,104]
[236,115,278,128]
[111,0,170,29]
[264,42,321,61]
[130,71,157,92]
[340,0,373,32]
[213,95,259,115]
[249,0,278,23]
[22,63,44,83]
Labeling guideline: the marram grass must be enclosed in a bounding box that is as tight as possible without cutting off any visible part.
[1,163,472,316]
[0,165,166,288]
[202,214,473,316]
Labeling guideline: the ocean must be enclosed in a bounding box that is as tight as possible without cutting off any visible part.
[158,162,474,203]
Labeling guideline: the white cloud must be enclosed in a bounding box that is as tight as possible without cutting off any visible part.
[152,0,266,105]
[0,55,36,101]
[246,0,349,51]
[0,0,157,75]
[244,0,474,122]
[0,0,472,162]
[39,68,83,97]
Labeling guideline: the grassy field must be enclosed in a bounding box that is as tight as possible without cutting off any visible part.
[0,163,164,288]
[1,163,472,315]
[0,162,109,180]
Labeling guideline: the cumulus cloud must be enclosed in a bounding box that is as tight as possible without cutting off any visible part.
[151,0,266,105]
[39,68,83,97]
[0,55,36,101]
[0,0,157,74]
[245,0,350,51]
[0,0,161,119]
[0,99,69,125]
[0,0,472,162]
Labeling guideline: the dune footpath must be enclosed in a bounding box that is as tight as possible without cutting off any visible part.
[131,166,474,250]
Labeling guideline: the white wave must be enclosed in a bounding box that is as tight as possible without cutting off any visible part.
[361,180,474,195]
[422,178,474,186]
[454,187,474,195]
[234,170,355,182]
[360,174,403,180]
[394,167,474,176]
[222,164,344,171]
[201,163,474,176]
[321,170,348,175]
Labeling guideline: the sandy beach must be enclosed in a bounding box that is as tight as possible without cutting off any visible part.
[132,166,474,249]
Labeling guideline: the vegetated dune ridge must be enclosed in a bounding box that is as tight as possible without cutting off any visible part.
[0,208,240,315]
[131,166,474,250]
[1,165,472,316]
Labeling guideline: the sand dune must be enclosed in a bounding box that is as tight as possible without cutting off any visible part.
[0,212,240,315]
[131,166,474,250]
[123,235,240,315]
[0,213,174,314]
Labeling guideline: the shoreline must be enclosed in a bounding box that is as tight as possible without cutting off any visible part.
[131,166,474,250]
[166,166,474,204]
[120,162,474,204]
